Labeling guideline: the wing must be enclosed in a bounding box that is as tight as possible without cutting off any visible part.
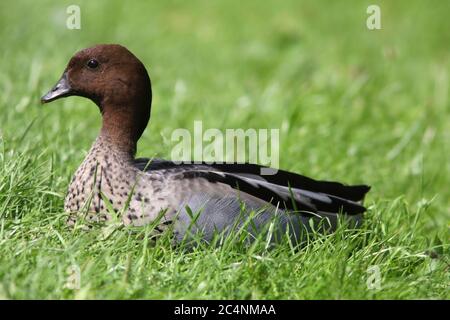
[134,158,370,216]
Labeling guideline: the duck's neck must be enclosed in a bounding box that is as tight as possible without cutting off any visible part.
[99,104,150,157]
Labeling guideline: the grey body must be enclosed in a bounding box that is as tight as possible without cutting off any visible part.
[65,136,364,243]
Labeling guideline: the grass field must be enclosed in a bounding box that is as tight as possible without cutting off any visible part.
[0,0,449,299]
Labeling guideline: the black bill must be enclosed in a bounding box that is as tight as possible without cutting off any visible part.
[41,72,72,103]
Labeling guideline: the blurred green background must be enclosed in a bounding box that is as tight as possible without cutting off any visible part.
[0,0,448,299]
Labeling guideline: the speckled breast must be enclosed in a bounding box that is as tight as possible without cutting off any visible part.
[64,138,173,228]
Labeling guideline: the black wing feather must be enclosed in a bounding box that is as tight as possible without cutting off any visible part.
[134,159,370,215]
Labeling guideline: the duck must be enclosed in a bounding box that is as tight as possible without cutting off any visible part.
[41,44,370,244]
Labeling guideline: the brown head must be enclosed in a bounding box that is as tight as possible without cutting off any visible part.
[41,44,152,155]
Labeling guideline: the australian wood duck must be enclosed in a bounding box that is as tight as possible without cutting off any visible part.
[41,44,370,244]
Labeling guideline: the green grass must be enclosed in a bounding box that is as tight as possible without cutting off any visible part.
[0,0,449,299]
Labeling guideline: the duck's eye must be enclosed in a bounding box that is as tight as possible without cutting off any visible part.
[87,59,99,69]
